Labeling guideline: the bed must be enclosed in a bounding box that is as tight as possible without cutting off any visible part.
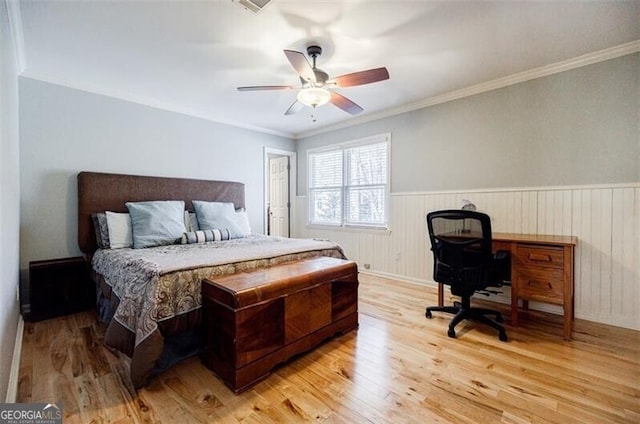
[77,171,347,388]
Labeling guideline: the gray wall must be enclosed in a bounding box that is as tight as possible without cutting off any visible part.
[19,77,294,268]
[0,0,21,401]
[297,53,639,195]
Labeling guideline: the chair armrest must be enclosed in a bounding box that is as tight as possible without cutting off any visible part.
[488,250,511,286]
[494,249,509,261]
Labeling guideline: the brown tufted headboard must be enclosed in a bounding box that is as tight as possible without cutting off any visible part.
[77,171,245,253]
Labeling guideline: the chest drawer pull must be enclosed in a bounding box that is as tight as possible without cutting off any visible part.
[528,253,552,262]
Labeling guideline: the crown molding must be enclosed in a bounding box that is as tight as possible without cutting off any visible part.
[294,40,640,140]
[19,72,295,139]
[16,37,639,142]
[6,0,25,73]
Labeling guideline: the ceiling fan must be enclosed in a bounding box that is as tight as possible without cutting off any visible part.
[237,45,389,116]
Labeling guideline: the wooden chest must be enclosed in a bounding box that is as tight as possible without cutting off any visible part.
[201,256,359,393]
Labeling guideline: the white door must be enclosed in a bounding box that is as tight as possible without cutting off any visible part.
[269,156,290,237]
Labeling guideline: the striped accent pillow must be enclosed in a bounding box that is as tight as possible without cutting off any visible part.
[180,229,231,244]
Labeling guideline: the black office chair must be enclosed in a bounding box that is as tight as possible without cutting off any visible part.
[425,210,509,342]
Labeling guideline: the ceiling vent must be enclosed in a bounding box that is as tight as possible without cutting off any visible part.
[232,0,272,14]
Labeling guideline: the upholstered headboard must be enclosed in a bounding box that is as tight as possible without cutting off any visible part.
[77,171,245,253]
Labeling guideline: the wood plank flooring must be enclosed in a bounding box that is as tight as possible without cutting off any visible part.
[17,274,640,423]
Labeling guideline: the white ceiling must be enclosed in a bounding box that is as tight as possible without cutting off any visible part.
[14,0,640,139]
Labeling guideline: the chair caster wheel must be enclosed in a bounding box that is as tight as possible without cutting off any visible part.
[447,328,456,338]
[425,310,432,319]
[495,314,504,323]
[499,332,508,342]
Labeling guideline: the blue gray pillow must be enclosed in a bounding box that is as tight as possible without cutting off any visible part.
[193,201,251,239]
[126,200,186,248]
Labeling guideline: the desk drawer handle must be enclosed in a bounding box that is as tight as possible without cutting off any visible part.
[528,281,553,290]
[528,253,552,262]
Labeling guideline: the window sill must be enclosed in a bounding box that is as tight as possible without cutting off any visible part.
[305,223,391,235]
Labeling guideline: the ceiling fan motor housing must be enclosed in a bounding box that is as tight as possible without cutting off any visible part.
[301,70,329,86]
[306,45,322,58]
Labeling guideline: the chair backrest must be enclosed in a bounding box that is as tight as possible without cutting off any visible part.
[426,210,493,295]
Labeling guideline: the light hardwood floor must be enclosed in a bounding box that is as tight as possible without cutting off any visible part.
[17,274,640,423]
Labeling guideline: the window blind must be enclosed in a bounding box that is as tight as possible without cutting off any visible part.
[308,135,389,228]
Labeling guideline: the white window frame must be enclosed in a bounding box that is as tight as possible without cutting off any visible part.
[307,133,391,230]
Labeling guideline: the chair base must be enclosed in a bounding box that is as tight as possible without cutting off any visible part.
[426,301,508,342]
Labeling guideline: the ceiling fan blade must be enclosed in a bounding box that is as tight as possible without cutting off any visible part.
[333,67,389,87]
[237,85,293,91]
[330,92,364,115]
[284,100,304,115]
[284,50,316,83]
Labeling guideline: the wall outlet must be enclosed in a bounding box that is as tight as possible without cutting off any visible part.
[363,263,371,270]
[395,252,401,261]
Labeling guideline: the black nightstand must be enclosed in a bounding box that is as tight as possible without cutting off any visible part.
[26,256,95,322]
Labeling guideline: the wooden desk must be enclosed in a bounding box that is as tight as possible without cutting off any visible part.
[436,232,577,339]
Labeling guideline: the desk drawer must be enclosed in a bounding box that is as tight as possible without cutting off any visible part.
[515,244,564,269]
[516,267,564,304]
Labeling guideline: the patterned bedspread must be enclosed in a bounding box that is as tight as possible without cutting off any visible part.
[91,235,346,387]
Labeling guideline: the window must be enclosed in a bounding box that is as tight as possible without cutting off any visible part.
[308,133,390,229]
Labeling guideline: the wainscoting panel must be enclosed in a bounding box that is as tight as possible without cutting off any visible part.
[294,184,639,330]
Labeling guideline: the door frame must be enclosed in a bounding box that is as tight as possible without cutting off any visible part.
[263,147,297,237]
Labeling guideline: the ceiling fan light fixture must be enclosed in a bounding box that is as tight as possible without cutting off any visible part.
[297,87,331,108]
[238,45,389,115]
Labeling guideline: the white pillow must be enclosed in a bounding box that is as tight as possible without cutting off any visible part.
[105,211,133,249]
[184,211,200,232]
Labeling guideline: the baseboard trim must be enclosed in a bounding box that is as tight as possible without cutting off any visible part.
[358,268,566,314]
[357,269,640,331]
[5,314,24,403]
[359,268,434,288]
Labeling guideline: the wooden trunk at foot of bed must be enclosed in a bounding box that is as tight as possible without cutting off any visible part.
[201,257,359,393]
